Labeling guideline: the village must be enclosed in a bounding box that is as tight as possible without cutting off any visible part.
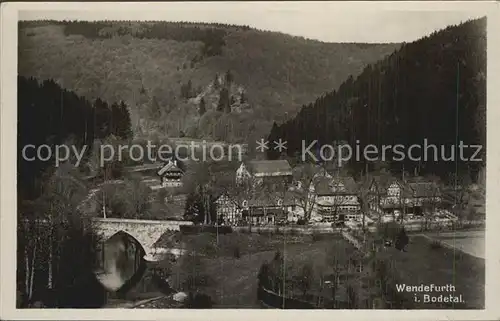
[75,148,485,309]
[90,151,484,231]
[12,13,488,312]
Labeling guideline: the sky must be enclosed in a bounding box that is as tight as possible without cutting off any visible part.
[18,2,489,43]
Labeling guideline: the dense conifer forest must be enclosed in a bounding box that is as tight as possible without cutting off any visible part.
[18,76,133,200]
[267,18,486,180]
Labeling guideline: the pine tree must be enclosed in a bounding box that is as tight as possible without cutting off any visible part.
[240,91,247,104]
[266,122,281,160]
[198,97,206,116]
[186,80,193,98]
[217,87,230,113]
[116,101,133,139]
[150,96,161,117]
[225,70,233,85]
[213,73,219,89]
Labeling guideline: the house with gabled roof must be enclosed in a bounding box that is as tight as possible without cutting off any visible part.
[367,175,412,214]
[157,159,185,188]
[367,175,443,216]
[241,192,297,225]
[215,191,244,225]
[407,181,442,206]
[310,175,361,222]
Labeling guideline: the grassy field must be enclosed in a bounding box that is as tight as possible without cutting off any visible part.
[158,229,484,309]
[168,233,357,308]
[379,234,485,309]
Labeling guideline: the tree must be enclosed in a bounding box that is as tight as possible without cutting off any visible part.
[17,165,104,307]
[182,162,220,225]
[377,221,401,245]
[421,183,441,230]
[149,96,161,118]
[198,97,206,116]
[240,91,247,104]
[180,80,193,100]
[291,163,321,222]
[124,176,152,219]
[217,87,230,113]
[394,227,409,251]
[296,263,314,298]
[176,250,211,292]
[213,73,220,89]
[116,101,133,139]
[96,175,152,219]
[346,283,358,308]
[266,122,282,160]
[258,262,271,288]
[225,70,233,85]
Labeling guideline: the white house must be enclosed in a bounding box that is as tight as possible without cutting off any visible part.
[215,193,243,225]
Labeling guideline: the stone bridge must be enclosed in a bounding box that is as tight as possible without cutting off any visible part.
[90,217,193,261]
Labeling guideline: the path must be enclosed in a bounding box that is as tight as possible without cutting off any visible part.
[420,230,485,259]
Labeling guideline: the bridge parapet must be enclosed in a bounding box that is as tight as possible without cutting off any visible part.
[91,217,193,261]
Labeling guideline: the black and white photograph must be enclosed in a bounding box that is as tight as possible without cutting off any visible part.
[1,1,499,318]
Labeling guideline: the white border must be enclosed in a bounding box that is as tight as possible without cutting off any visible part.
[2,2,500,320]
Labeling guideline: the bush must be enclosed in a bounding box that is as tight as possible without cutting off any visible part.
[183,292,213,309]
[297,219,306,225]
[233,246,241,259]
[394,228,409,251]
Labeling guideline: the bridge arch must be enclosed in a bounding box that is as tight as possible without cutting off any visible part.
[91,217,193,262]
[95,230,147,292]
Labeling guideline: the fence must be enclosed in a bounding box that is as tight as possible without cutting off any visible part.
[257,286,315,309]
[234,226,339,235]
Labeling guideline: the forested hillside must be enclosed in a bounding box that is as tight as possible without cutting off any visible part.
[268,18,486,180]
[18,76,133,200]
[18,20,400,143]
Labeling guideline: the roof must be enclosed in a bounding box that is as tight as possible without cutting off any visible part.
[316,197,360,206]
[368,175,398,194]
[215,192,243,208]
[157,160,185,176]
[244,160,292,177]
[408,182,441,198]
[314,176,358,196]
[247,192,295,207]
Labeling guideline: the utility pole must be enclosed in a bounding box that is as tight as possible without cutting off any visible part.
[455,62,460,205]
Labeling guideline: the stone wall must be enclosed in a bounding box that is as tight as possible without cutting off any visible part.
[91,218,192,260]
